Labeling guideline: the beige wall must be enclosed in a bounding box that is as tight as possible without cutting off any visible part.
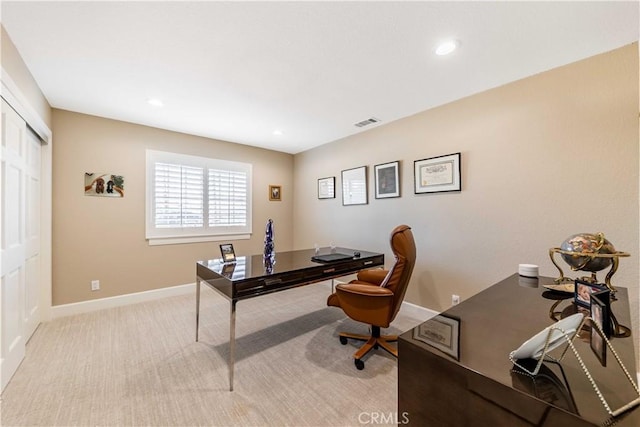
[293,44,640,345]
[52,110,293,305]
[1,25,52,128]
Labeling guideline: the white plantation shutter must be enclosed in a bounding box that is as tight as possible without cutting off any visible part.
[146,150,252,244]
[208,169,247,227]
[154,163,204,228]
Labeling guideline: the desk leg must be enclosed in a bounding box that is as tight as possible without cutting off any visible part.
[195,278,201,342]
[229,299,237,391]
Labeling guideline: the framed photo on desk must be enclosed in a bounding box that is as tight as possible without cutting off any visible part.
[220,243,236,263]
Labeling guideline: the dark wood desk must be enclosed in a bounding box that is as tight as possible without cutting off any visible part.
[196,247,384,391]
[398,274,639,426]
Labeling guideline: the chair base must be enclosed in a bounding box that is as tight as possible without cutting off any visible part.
[339,326,397,370]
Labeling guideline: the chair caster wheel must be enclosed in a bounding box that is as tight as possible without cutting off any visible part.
[339,336,348,345]
[373,344,379,350]
[355,359,365,370]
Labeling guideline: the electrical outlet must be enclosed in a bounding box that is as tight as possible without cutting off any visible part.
[91,280,100,291]
[452,294,460,305]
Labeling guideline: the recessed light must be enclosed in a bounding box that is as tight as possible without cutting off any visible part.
[435,40,459,56]
[273,130,283,136]
[147,98,164,107]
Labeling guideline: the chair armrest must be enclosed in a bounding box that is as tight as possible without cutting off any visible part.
[356,269,388,285]
[337,282,394,297]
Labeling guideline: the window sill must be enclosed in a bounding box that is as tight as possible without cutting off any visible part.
[147,234,250,246]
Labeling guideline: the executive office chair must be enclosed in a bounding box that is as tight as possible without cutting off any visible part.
[327,224,416,370]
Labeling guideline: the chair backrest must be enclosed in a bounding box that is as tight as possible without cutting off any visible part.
[383,225,417,322]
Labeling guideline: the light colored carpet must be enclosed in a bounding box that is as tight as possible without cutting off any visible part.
[0,282,426,426]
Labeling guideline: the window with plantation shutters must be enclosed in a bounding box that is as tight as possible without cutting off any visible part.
[208,169,247,227]
[146,150,252,245]
[154,163,204,228]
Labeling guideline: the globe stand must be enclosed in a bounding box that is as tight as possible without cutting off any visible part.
[611,311,632,338]
[548,248,629,294]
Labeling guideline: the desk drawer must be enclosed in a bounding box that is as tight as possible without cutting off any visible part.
[235,271,306,297]
[231,254,384,299]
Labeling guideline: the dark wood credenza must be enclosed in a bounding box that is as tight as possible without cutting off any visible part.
[398,274,639,426]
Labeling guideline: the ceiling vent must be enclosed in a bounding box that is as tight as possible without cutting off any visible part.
[354,117,381,128]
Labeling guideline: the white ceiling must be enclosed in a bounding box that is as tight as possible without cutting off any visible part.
[2,1,638,154]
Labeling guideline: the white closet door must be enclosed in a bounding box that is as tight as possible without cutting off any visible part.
[24,127,41,339]
[1,98,27,391]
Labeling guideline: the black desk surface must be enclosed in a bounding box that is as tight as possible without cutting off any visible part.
[197,247,384,301]
[399,274,639,426]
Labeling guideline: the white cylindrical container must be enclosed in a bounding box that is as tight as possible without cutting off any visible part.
[518,263,539,278]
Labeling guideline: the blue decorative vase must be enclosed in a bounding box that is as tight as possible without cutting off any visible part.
[264,219,275,272]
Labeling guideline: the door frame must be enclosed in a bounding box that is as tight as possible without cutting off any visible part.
[1,67,52,323]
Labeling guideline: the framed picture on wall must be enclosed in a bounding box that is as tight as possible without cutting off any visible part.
[269,185,281,201]
[341,166,368,206]
[318,176,335,199]
[374,161,400,199]
[84,173,125,197]
[414,152,461,194]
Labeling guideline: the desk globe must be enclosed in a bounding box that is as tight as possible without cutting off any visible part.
[549,232,629,293]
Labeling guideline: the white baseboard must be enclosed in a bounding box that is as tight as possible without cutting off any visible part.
[50,279,439,323]
[400,300,439,321]
[50,283,195,319]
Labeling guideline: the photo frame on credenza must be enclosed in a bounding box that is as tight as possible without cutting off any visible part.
[590,288,611,367]
[590,300,607,367]
[574,279,607,309]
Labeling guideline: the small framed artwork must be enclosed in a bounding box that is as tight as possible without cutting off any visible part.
[318,177,335,199]
[590,296,608,366]
[412,314,460,360]
[341,166,368,206]
[220,243,236,263]
[374,161,400,199]
[414,152,461,194]
[269,185,281,201]
[574,279,607,309]
[84,172,125,197]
